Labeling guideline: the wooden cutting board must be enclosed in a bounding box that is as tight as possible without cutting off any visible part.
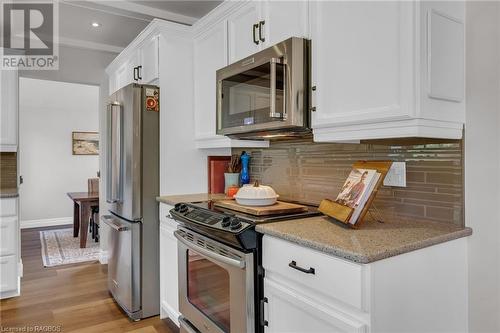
[214,200,308,216]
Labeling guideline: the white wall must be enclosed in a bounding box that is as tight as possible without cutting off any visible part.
[465,2,500,332]
[19,78,99,225]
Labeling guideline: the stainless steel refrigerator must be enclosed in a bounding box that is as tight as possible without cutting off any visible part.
[101,83,160,321]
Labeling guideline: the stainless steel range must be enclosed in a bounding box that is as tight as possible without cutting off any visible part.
[169,201,320,333]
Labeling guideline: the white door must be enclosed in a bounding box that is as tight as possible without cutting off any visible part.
[310,1,413,129]
[139,36,159,84]
[264,279,366,333]
[260,0,309,46]
[227,2,261,63]
[194,21,228,140]
[0,68,18,151]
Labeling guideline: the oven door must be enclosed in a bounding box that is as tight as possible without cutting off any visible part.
[175,228,255,333]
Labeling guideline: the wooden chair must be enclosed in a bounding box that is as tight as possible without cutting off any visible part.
[87,177,100,242]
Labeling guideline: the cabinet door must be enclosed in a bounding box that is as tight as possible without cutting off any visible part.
[0,68,18,150]
[0,216,17,256]
[159,217,180,325]
[0,255,18,294]
[227,2,261,63]
[260,1,309,46]
[139,35,159,84]
[310,1,413,129]
[194,21,228,140]
[264,279,366,333]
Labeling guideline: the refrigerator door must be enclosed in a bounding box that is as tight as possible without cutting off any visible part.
[106,84,142,220]
[102,214,141,319]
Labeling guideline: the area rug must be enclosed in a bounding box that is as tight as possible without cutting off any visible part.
[40,228,100,267]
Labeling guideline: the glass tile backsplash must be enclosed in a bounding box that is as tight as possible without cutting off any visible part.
[233,138,463,226]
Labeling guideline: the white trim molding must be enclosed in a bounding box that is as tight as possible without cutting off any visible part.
[99,250,108,265]
[20,217,72,229]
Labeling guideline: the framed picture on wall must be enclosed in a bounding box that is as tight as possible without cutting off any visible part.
[72,131,99,155]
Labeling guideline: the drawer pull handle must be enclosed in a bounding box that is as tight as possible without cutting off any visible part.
[289,260,315,274]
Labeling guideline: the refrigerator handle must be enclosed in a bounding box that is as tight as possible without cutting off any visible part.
[106,102,122,204]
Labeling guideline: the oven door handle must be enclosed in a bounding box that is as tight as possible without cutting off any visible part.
[174,230,246,269]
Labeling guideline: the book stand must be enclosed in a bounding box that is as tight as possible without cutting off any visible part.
[319,160,393,229]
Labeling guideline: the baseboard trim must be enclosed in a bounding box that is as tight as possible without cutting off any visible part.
[20,217,73,229]
[99,250,108,264]
[161,301,180,327]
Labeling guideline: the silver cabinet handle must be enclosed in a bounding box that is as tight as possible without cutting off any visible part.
[101,215,128,232]
[174,230,246,269]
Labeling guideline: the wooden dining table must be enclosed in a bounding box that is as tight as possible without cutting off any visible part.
[67,192,99,248]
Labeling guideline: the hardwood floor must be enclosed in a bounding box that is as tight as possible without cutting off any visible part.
[0,225,179,333]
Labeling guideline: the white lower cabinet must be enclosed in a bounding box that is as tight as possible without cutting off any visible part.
[159,204,180,326]
[0,197,20,299]
[262,235,468,333]
[264,279,366,333]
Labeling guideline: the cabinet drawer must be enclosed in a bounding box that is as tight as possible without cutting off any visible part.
[0,198,17,217]
[0,216,17,256]
[0,255,18,293]
[263,235,365,310]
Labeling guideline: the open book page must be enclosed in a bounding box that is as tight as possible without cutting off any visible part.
[335,168,378,209]
[348,172,381,224]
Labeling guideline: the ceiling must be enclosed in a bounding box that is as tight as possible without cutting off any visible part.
[58,0,223,53]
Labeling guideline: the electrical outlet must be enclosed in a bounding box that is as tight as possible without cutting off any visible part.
[383,162,406,187]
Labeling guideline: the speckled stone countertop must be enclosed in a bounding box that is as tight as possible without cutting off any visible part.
[256,216,472,264]
[156,193,229,205]
[0,188,18,198]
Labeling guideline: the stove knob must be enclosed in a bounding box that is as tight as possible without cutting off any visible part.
[179,204,188,213]
[221,216,231,228]
[230,219,242,230]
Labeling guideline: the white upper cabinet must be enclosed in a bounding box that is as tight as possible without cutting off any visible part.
[227,2,261,63]
[107,30,159,95]
[310,1,465,141]
[227,1,310,64]
[260,0,310,46]
[0,67,18,152]
[139,35,159,84]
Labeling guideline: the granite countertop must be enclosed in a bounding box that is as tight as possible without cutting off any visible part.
[256,216,472,264]
[0,188,18,198]
[156,193,229,205]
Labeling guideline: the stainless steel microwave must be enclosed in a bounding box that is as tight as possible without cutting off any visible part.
[216,37,311,140]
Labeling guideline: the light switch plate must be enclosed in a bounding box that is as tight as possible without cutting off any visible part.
[384,162,406,187]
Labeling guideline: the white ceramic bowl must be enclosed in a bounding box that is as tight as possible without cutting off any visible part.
[235,182,279,206]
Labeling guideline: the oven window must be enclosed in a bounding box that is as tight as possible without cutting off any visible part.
[220,62,284,129]
[187,249,231,332]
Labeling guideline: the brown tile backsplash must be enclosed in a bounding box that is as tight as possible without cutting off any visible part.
[0,152,17,189]
[233,138,464,226]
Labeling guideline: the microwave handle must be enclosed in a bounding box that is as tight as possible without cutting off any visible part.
[270,58,284,119]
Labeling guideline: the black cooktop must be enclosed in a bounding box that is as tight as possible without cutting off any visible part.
[191,200,321,224]
[169,201,321,250]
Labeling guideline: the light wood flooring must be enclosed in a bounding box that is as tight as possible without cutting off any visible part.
[0,225,178,333]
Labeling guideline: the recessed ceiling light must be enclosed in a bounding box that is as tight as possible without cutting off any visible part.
[91,22,100,27]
